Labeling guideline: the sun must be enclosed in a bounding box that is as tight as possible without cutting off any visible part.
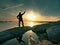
[27,11,36,20]
[28,13,35,20]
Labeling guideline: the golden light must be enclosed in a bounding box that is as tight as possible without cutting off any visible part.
[29,22,34,27]
[27,11,36,21]
[28,13,35,20]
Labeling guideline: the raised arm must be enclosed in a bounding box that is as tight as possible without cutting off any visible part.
[22,11,25,15]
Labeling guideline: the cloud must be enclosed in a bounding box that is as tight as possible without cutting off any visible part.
[40,16,60,21]
[23,10,60,22]
[2,3,24,10]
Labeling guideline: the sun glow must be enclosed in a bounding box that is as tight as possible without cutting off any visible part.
[27,11,36,21]
[28,13,35,20]
[29,22,34,27]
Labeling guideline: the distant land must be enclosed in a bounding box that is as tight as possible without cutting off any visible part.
[0,21,13,23]
[0,20,59,23]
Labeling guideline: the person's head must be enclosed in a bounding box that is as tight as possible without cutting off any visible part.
[19,12,21,14]
[19,10,22,14]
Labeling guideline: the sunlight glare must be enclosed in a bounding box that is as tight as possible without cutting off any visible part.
[27,11,36,20]
[29,22,34,27]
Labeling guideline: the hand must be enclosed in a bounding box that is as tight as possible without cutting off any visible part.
[23,11,25,14]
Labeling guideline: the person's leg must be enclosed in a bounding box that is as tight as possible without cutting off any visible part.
[19,20,20,27]
[22,20,24,27]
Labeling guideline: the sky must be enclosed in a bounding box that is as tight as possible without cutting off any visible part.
[0,0,60,21]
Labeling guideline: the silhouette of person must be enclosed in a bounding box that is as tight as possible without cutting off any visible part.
[17,11,25,27]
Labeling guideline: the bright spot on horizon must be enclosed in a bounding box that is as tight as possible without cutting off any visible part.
[29,22,34,27]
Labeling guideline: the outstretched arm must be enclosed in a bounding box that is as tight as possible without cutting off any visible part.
[22,11,25,15]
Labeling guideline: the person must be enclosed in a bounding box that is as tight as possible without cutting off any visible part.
[16,11,25,43]
[17,10,25,27]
